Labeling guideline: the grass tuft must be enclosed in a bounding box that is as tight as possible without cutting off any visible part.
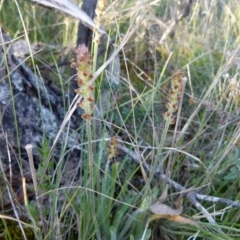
[1,0,240,239]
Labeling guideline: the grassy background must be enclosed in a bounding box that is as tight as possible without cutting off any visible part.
[0,0,240,239]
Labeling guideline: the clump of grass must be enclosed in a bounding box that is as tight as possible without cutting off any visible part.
[1,0,240,239]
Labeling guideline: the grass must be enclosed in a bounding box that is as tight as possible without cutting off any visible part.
[0,0,240,239]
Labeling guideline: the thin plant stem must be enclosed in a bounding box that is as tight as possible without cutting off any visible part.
[166,77,187,177]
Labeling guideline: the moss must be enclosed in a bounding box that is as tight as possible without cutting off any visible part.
[0,219,35,240]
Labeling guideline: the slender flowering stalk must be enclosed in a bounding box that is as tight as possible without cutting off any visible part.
[160,70,187,171]
[71,44,96,232]
[144,70,187,196]
[165,70,187,177]
[92,0,107,72]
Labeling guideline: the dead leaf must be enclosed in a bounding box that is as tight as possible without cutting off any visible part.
[30,0,106,34]
[149,201,182,215]
[148,193,198,227]
[149,214,198,227]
